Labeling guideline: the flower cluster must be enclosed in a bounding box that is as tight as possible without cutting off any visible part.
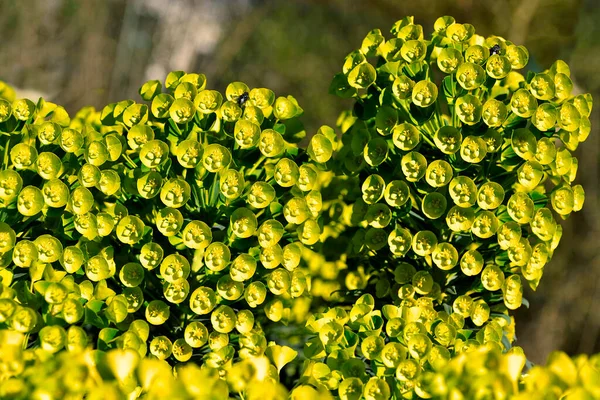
[297,294,515,399]
[0,14,596,400]
[0,72,338,387]
[0,329,294,400]
[325,14,590,317]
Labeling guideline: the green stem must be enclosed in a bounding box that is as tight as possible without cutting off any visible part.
[246,155,266,177]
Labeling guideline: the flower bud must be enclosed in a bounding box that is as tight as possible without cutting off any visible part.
[116,215,145,244]
[274,158,300,187]
[204,242,231,272]
[128,125,155,151]
[362,174,385,204]
[432,242,458,270]
[392,75,415,100]
[471,211,499,239]
[446,206,475,232]
[216,275,244,301]
[425,160,453,187]
[434,126,462,154]
[457,62,486,90]
[392,122,421,151]
[190,287,217,315]
[482,99,508,127]
[551,185,574,215]
[486,54,511,79]
[401,151,427,182]
[140,242,164,270]
[422,192,447,220]
[412,80,438,107]
[455,94,482,125]
[460,250,484,276]
[185,321,209,348]
[194,90,223,114]
[10,143,37,170]
[437,47,463,74]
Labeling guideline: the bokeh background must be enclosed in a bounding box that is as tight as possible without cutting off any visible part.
[1,0,598,364]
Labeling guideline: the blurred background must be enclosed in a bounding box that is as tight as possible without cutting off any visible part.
[0,0,598,364]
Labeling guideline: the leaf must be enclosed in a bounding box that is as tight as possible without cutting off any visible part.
[105,296,128,324]
[265,344,298,373]
[87,299,105,313]
[79,280,94,301]
[282,117,306,143]
[33,281,51,295]
[98,328,120,351]
[286,95,304,117]
[100,103,117,125]
[94,280,116,301]
[329,73,357,99]
[84,306,106,329]
[29,262,47,283]
[128,320,150,342]
[303,337,326,360]
[106,349,140,381]
[268,202,283,217]
[0,267,13,286]
[273,123,286,135]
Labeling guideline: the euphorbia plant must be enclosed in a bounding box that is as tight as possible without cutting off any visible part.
[0,15,597,400]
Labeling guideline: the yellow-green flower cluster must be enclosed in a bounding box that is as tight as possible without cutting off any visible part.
[3,326,599,400]
[296,293,516,399]
[327,15,591,318]
[0,330,293,399]
[408,345,600,399]
[0,13,596,400]
[0,75,325,376]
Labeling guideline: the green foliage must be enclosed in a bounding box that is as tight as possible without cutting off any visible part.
[0,14,597,400]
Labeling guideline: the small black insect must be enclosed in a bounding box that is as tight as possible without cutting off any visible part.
[489,44,501,56]
[237,92,250,108]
